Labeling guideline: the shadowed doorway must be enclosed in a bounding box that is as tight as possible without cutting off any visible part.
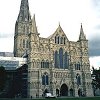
[60,84,68,96]
[56,89,60,97]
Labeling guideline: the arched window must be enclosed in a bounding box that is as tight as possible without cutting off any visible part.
[59,48,63,68]
[54,51,59,68]
[23,39,25,48]
[41,60,44,68]
[64,52,69,69]
[46,60,49,68]
[26,40,28,48]
[60,37,63,44]
[44,60,49,68]
[41,61,43,68]
[42,74,49,85]
[55,36,57,43]
[75,62,80,70]
[64,37,66,44]
[42,75,45,85]
[77,62,80,70]
[76,74,81,86]
[41,60,49,68]
[57,36,60,44]
[46,75,49,85]
[75,63,77,70]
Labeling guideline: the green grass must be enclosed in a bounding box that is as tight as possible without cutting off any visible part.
[34,97,100,100]
[54,97,100,100]
[0,97,100,100]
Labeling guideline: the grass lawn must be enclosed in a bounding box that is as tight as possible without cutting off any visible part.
[0,97,100,100]
[53,97,100,100]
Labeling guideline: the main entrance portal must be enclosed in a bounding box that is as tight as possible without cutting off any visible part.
[60,84,68,96]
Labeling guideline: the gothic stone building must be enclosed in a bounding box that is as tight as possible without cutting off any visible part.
[14,0,93,97]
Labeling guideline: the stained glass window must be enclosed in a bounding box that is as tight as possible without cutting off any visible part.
[54,51,59,68]
[59,48,63,68]
[76,74,81,85]
[23,39,25,48]
[42,74,49,85]
[46,75,49,85]
[42,75,45,85]
[64,52,68,69]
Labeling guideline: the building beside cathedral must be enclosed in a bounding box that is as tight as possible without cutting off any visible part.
[14,0,93,97]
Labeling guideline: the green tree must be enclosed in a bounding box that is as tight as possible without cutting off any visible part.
[93,69,100,88]
[0,65,6,92]
[92,67,100,95]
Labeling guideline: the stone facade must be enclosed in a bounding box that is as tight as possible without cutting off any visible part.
[14,0,93,97]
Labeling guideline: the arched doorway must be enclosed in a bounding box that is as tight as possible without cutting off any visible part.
[78,88,82,97]
[56,89,60,97]
[70,88,74,96]
[60,84,68,96]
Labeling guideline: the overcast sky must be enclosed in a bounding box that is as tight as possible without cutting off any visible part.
[0,0,100,68]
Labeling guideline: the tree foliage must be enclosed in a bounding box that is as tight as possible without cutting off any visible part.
[0,65,6,91]
[92,67,100,95]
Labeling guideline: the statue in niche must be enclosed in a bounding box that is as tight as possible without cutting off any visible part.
[76,73,81,86]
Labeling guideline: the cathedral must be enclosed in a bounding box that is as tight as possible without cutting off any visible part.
[14,0,93,97]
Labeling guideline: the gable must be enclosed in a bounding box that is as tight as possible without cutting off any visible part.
[48,24,69,44]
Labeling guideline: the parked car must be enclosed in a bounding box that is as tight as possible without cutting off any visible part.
[45,93,56,98]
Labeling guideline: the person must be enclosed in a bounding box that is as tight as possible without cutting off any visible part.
[78,89,82,97]
[36,93,38,98]
[76,74,81,86]
[31,96,32,99]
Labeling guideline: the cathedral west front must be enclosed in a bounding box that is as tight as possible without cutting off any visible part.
[14,0,93,97]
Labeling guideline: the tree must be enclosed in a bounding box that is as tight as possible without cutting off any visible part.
[92,67,100,95]
[0,65,6,92]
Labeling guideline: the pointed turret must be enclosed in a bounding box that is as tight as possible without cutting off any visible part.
[17,0,31,22]
[14,0,32,57]
[79,23,86,40]
[31,14,38,33]
[56,22,64,33]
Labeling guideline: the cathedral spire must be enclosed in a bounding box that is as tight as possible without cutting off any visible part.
[17,0,31,22]
[31,14,38,33]
[79,23,86,40]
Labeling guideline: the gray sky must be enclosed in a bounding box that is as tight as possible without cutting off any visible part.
[0,0,100,68]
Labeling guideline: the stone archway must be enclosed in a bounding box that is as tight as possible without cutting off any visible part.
[56,89,60,97]
[70,88,74,96]
[78,88,82,97]
[60,84,68,96]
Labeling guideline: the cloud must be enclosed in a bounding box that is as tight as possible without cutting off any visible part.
[95,25,100,30]
[89,35,100,56]
[89,56,100,69]
[92,0,100,9]
[92,0,100,17]
[94,0,100,5]
[88,1,100,57]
